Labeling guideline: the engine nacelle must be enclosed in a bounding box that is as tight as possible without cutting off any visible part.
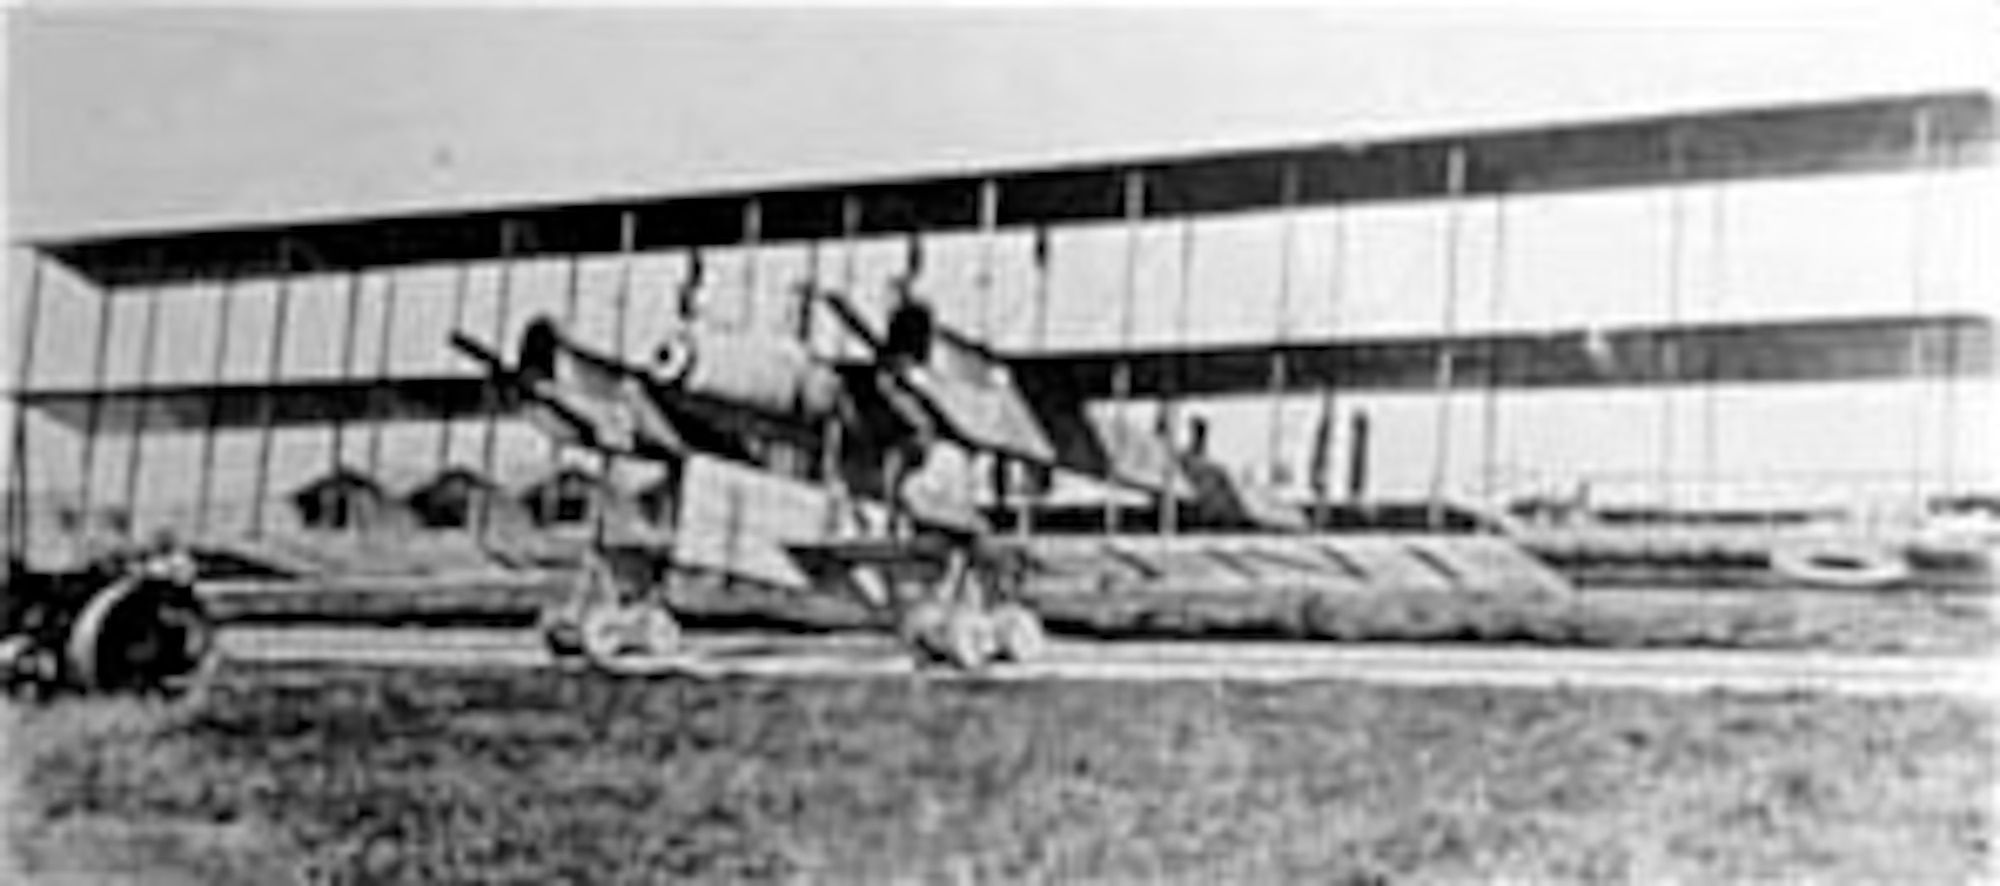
[655,331,846,426]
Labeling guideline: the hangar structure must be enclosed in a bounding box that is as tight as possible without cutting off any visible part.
[4,89,1995,571]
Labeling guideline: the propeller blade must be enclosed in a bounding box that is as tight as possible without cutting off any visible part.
[806,285,886,354]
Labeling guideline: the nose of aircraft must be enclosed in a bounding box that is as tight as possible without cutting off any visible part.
[518,316,563,381]
[649,333,695,386]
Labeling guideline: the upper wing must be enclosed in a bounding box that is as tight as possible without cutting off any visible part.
[449,321,766,464]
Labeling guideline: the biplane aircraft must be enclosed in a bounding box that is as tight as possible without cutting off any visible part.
[7,89,1991,688]
[448,280,1305,671]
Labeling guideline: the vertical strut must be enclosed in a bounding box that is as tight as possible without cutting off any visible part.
[1314,193,1351,518]
[7,254,47,561]
[548,248,583,479]
[821,195,862,536]
[478,221,520,536]
[1906,107,1935,507]
[250,241,295,538]
[742,198,763,331]
[975,179,1003,519]
[1480,195,1509,505]
[330,268,367,476]
[615,211,637,360]
[1162,215,1196,537]
[77,265,121,533]
[1107,169,1146,533]
[1021,223,1052,538]
[436,261,472,474]
[1265,160,1302,485]
[121,273,167,537]
[1702,183,1728,511]
[1427,147,1468,529]
[1659,130,1688,513]
[365,271,399,479]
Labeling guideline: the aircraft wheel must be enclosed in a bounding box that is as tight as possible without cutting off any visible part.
[579,603,685,676]
[1769,540,1911,589]
[65,577,214,695]
[538,607,586,659]
[988,603,1045,663]
[902,602,995,670]
[898,600,952,650]
[934,606,998,671]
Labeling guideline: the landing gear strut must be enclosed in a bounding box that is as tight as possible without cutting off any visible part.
[540,546,689,676]
[894,540,1045,671]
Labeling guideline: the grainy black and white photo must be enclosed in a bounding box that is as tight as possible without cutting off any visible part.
[3,4,1994,883]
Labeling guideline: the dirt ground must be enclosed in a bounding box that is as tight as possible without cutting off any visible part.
[6,664,1991,884]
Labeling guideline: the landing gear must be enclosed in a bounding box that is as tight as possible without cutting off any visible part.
[540,547,691,676]
[892,541,1045,672]
[3,543,214,699]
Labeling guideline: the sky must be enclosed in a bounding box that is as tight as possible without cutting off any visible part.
[7,3,1996,240]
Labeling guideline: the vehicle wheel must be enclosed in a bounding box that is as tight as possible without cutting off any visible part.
[988,603,1045,663]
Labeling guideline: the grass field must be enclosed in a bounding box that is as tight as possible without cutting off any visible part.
[10,665,1991,884]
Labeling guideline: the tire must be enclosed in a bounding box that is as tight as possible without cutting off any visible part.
[1769,541,1911,590]
[538,608,586,658]
[934,607,997,671]
[64,578,213,694]
[904,603,995,670]
[899,601,953,651]
[988,604,1046,663]
[579,603,686,676]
